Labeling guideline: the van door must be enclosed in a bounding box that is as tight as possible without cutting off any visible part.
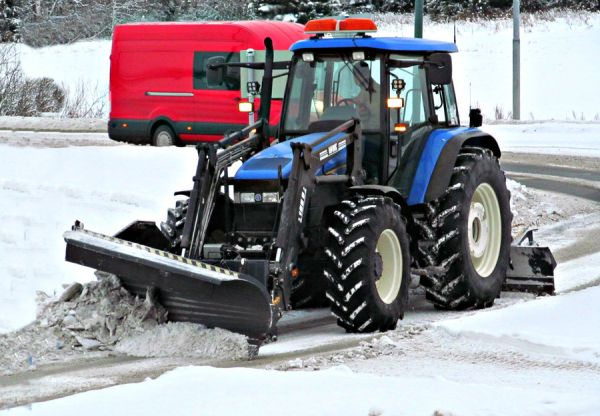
[189,50,245,142]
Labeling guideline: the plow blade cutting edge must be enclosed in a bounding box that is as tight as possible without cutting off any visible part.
[63,226,274,343]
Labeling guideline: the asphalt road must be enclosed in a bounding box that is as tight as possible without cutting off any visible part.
[502,158,600,203]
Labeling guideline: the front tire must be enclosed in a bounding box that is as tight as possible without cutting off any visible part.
[323,195,411,333]
[419,146,512,309]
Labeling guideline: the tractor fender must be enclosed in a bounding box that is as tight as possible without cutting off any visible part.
[349,185,418,255]
[422,129,501,203]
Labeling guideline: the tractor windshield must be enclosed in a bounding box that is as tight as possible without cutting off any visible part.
[283,54,382,132]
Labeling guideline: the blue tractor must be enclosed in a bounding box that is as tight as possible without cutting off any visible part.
[64,18,555,346]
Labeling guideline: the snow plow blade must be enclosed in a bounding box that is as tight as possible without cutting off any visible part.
[503,230,556,296]
[63,224,274,342]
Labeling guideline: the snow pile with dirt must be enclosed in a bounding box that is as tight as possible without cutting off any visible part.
[0,273,166,375]
[115,323,250,360]
[504,177,595,237]
[0,273,250,375]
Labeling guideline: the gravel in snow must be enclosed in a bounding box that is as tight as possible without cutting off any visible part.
[506,178,598,237]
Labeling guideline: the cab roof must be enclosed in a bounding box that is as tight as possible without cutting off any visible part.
[291,37,458,54]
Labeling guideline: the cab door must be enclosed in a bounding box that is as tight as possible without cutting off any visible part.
[385,58,432,198]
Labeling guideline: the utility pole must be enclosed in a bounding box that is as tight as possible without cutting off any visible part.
[513,0,521,120]
[414,0,424,38]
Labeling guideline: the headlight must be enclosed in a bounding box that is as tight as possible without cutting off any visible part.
[240,193,255,203]
[235,192,280,203]
[262,192,279,203]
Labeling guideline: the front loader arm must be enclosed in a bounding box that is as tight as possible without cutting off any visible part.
[183,121,267,259]
[272,119,363,312]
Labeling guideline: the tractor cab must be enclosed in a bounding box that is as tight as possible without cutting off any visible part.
[278,18,459,197]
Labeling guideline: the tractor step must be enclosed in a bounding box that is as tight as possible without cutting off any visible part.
[503,229,556,296]
[64,225,274,343]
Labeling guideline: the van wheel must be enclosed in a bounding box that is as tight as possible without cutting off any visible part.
[152,125,176,147]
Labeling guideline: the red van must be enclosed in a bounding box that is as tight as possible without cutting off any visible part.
[108,21,306,146]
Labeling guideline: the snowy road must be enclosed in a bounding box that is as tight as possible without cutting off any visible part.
[503,154,600,204]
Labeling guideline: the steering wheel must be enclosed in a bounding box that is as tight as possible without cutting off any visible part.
[337,98,372,122]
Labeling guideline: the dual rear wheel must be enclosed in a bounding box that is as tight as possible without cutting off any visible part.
[318,146,511,333]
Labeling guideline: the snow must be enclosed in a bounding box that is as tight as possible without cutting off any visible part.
[377,13,600,123]
[437,286,600,363]
[0,116,106,132]
[115,323,250,360]
[0,145,198,333]
[488,122,600,157]
[18,41,111,114]
[554,251,600,293]
[0,364,596,416]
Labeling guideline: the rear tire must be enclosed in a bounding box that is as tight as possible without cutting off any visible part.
[419,146,512,309]
[323,195,411,333]
[152,125,176,147]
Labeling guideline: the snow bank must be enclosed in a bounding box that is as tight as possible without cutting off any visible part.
[488,122,600,157]
[0,145,198,333]
[0,116,106,132]
[436,286,600,363]
[377,13,600,123]
[0,131,112,147]
[5,364,600,416]
[18,41,112,115]
[506,178,564,234]
[554,251,600,293]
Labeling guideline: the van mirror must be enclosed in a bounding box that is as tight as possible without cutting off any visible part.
[206,56,226,87]
[428,53,452,85]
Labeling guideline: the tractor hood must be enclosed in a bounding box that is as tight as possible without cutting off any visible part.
[235,132,347,180]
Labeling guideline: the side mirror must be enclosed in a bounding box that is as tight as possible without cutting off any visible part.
[469,108,483,128]
[206,56,226,87]
[428,53,452,85]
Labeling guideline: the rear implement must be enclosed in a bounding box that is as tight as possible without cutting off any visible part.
[504,229,556,295]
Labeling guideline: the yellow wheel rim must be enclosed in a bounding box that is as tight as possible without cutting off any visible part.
[375,229,403,304]
[468,183,502,277]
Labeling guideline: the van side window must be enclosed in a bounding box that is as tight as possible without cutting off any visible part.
[193,52,240,91]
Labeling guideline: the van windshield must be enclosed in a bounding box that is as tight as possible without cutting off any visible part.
[283,54,382,132]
